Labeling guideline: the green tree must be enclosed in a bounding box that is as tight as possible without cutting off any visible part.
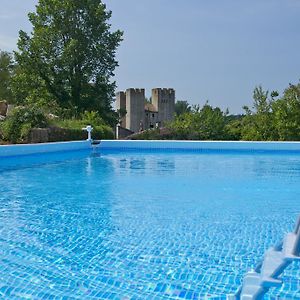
[272,82,300,141]
[175,100,191,116]
[169,103,227,140]
[0,50,15,102]
[14,0,123,124]
[0,106,48,143]
[241,86,278,141]
[11,65,55,110]
[224,115,244,140]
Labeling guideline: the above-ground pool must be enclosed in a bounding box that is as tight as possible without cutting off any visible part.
[0,141,299,299]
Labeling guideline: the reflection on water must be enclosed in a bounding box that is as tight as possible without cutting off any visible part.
[0,151,299,299]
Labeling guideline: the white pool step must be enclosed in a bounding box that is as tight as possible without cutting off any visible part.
[228,215,300,300]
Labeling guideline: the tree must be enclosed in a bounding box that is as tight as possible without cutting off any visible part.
[0,50,15,102]
[14,0,123,124]
[175,100,191,116]
[241,86,278,141]
[169,103,227,140]
[224,114,244,140]
[272,82,300,141]
[11,64,55,110]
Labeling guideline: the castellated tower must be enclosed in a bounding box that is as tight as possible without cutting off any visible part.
[115,87,175,136]
[126,88,145,133]
[116,91,126,128]
[152,88,175,126]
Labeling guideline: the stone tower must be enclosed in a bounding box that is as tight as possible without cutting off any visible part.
[126,88,145,133]
[152,88,175,126]
[116,91,126,128]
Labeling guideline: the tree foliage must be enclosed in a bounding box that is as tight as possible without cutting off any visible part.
[169,103,228,140]
[160,82,300,141]
[0,50,15,102]
[272,83,300,140]
[175,100,191,116]
[14,0,123,124]
[0,106,48,143]
[224,115,243,140]
[241,86,278,141]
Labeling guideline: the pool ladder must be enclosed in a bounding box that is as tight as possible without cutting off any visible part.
[228,215,300,300]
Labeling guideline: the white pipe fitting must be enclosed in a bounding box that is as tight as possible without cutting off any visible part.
[82,125,93,141]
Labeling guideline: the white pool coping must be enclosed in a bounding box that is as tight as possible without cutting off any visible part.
[99,140,300,151]
[0,140,92,158]
[1,140,300,158]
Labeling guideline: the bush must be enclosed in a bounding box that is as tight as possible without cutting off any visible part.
[129,128,165,140]
[224,117,243,140]
[168,104,227,140]
[50,111,114,140]
[44,126,113,142]
[0,106,48,143]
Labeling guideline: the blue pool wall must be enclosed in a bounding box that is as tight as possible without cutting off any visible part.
[99,140,300,152]
[1,140,300,158]
[0,140,92,158]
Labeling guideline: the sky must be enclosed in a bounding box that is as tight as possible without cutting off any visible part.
[0,0,300,113]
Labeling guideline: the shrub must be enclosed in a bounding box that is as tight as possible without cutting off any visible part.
[0,106,48,143]
[127,128,173,140]
[50,111,114,140]
[168,104,227,140]
[45,126,113,142]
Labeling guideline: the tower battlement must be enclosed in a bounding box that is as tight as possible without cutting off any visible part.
[152,88,175,95]
[152,88,175,124]
[126,88,145,95]
[125,88,145,133]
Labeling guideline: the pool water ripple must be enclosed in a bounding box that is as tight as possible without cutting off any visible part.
[0,151,299,299]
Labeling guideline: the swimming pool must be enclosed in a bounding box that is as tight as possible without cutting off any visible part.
[0,142,299,299]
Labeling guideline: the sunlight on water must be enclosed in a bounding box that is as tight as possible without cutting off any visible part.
[0,150,299,299]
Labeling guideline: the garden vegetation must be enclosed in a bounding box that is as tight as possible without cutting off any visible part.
[0,0,122,143]
[0,0,300,143]
[130,82,300,141]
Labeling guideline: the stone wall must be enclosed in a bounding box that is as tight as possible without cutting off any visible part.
[28,127,112,143]
[116,126,134,139]
[144,111,158,129]
[152,88,175,126]
[116,91,126,127]
[30,128,50,143]
[0,101,8,116]
[126,88,145,133]
[115,88,175,134]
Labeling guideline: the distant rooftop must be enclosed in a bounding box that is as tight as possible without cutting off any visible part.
[145,103,158,113]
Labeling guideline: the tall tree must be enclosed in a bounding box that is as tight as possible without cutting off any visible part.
[0,50,15,102]
[241,86,278,141]
[175,100,191,116]
[14,0,123,123]
[272,82,300,141]
[169,103,227,140]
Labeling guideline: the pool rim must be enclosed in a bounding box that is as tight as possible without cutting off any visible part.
[2,140,300,158]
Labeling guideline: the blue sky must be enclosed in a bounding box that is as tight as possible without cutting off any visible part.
[1,0,300,113]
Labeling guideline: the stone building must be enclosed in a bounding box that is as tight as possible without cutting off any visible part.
[116,88,175,134]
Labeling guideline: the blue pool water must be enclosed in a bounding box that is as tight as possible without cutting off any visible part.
[0,149,299,299]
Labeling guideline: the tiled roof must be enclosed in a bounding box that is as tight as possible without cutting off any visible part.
[145,103,158,112]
